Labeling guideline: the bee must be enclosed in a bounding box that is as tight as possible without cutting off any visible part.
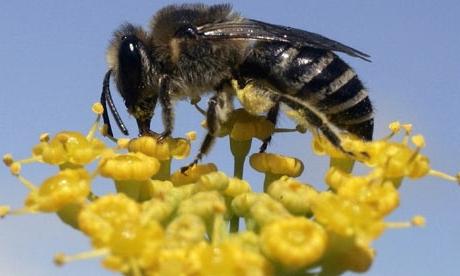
[101,3,373,171]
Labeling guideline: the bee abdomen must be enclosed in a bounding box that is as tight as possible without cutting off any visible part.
[241,42,374,140]
[279,46,374,140]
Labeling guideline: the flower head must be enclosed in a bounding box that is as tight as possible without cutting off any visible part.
[260,217,327,268]
[32,131,105,166]
[25,169,91,212]
[98,152,160,181]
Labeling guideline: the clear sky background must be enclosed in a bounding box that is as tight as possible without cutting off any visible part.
[1,1,459,275]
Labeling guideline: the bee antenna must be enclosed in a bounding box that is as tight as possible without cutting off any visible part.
[101,70,129,136]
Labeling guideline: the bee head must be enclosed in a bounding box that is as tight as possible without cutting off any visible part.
[102,23,160,137]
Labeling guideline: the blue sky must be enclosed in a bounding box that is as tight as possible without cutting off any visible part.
[1,1,459,275]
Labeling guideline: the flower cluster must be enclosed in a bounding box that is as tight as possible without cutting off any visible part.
[2,103,458,276]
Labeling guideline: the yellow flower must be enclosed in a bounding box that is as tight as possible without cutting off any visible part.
[325,168,399,216]
[231,193,271,218]
[189,241,272,276]
[78,194,164,273]
[260,217,327,268]
[194,171,229,193]
[32,131,105,166]
[170,163,217,186]
[322,233,375,273]
[177,191,227,222]
[98,152,160,181]
[128,135,191,161]
[164,214,207,249]
[219,109,274,141]
[249,196,291,226]
[147,248,195,276]
[223,178,252,198]
[250,153,304,177]
[24,169,90,212]
[311,192,385,243]
[267,176,318,216]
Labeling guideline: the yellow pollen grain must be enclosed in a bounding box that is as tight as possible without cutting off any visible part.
[10,162,21,175]
[186,131,197,141]
[92,102,104,115]
[411,135,426,148]
[0,205,10,217]
[402,124,413,134]
[2,153,14,167]
[39,133,50,142]
[388,121,401,132]
[411,215,426,227]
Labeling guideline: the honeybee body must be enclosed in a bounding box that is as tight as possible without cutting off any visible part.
[101,4,373,169]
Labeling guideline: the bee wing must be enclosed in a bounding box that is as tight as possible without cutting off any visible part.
[197,19,370,62]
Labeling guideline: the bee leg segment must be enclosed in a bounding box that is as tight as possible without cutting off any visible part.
[158,75,174,142]
[181,86,233,173]
[259,101,280,153]
[137,118,158,136]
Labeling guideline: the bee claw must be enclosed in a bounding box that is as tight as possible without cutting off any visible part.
[139,130,159,137]
[157,131,171,143]
[180,160,198,175]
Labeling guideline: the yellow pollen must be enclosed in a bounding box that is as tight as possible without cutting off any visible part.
[2,153,14,167]
[402,124,413,134]
[411,215,426,227]
[92,102,104,115]
[10,162,21,176]
[411,135,426,148]
[0,205,10,217]
[39,133,50,142]
[388,121,401,133]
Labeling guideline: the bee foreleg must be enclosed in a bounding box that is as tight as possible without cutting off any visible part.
[259,101,280,153]
[158,75,174,141]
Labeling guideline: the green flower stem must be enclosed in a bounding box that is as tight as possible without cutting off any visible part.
[229,215,239,233]
[244,217,257,232]
[230,138,252,179]
[211,214,227,245]
[263,173,282,192]
[330,157,355,173]
[385,177,403,189]
[154,160,171,181]
[56,203,82,230]
[115,180,142,201]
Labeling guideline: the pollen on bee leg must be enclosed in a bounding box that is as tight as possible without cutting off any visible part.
[54,248,109,267]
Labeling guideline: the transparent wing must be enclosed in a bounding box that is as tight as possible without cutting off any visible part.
[197,19,370,61]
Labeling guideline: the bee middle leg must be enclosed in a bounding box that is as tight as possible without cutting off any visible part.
[181,85,233,173]
[157,75,174,141]
[259,101,280,153]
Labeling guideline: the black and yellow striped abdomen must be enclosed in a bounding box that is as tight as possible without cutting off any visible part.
[240,42,374,140]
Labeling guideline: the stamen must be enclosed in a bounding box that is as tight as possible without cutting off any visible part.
[429,169,460,184]
[54,248,109,266]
